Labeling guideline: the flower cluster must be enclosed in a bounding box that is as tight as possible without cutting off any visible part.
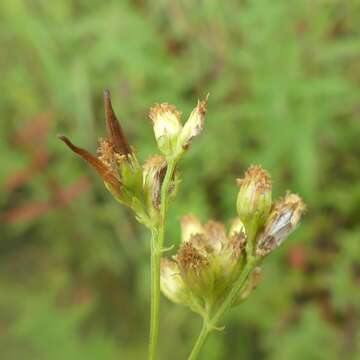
[161,216,250,315]
[161,165,305,316]
[58,90,207,225]
[59,91,306,358]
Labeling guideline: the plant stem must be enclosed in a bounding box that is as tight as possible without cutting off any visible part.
[187,258,258,360]
[149,229,159,360]
[188,321,210,360]
[148,159,176,360]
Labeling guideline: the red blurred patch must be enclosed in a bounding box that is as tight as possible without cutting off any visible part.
[288,245,308,271]
[3,114,90,224]
[3,202,52,224]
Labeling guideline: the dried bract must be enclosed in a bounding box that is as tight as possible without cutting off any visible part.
[256,193,306,257]
[179,96,208,149]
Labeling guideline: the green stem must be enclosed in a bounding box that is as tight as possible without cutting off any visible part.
[149,229,159,360]
[187,257,258,360]
[148,159,176,360]
[188,321,210,360]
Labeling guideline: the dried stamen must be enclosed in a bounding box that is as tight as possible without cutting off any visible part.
[177,242,208,273]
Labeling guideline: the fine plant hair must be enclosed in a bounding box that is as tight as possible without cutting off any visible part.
[59,90,305,359]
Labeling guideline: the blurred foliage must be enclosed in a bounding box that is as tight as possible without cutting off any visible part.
[1,0,360,359]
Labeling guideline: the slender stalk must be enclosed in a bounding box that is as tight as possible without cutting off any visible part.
[187,257,258,360]
[188,321,211,360]
[149,229,159,360]
[148,159,176,360]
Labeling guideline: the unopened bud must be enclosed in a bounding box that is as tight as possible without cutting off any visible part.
[181,215,205,243]
[160,259,190,305]
[256,193,306,257]
[236,165,272,232]
[149,103,182,155]
[179,96,208,149]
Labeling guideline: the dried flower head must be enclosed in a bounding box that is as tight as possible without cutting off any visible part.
[177,242,209,273]
[256,192,306,257]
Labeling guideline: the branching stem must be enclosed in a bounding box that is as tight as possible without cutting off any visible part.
[188,253,258,359]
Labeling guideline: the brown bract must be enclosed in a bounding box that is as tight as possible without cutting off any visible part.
[256,192,306,257]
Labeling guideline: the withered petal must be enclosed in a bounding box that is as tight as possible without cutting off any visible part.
[103,89,132,155]
[57,135,121,193]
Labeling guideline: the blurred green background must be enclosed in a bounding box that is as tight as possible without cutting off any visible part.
[1,0,360,359]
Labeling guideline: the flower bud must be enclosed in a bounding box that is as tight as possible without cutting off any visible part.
[149,103,182,155]
[256,193,306,257]
[180,215,205,243]
[178,96,208,149]
[160,259,190,305]
[236,165,272,232]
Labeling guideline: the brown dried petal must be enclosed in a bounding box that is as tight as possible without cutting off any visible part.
[58,135,122,195]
